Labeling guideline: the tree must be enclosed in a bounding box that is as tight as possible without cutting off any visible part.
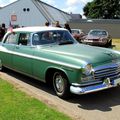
[83,0,120,19]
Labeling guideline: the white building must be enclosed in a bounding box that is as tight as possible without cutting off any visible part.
[0,0,71,27]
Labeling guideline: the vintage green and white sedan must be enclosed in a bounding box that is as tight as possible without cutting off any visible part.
[0,26,120,99]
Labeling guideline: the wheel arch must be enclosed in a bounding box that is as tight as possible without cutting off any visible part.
[45,66,69,85]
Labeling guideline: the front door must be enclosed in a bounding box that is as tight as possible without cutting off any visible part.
[13,33,33,75]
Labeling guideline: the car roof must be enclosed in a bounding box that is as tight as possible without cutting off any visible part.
[13,26,66,32]
[71,29,82,31]
[89,29,107,32]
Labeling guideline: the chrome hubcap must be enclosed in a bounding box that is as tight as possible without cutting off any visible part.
[55,74,64,93]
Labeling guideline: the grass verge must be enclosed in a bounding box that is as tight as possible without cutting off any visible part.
[112,39,120,50]
[0,78,71,120]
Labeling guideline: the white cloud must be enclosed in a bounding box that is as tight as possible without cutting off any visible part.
[41,0,56,6]
[64,0,93,14]
[62,6,79,14]
[66,0,80,6]
[0,1,6,6]
[0,0,17,6]
[66,0,92,5]
[0,0,92,16]
[79,0,93,4]
[41,0,93,14]
[9,0,17,2]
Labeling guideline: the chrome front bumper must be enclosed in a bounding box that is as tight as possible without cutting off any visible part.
[70,78,120,95]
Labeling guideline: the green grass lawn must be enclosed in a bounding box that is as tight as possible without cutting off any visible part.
[0,79,71,120]
[112,39,120,50]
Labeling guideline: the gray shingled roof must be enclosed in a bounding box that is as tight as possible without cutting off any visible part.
[32,0,71,24]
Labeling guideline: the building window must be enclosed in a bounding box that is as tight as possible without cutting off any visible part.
[23,8,30,12]
[23,8,26,12]
[27,8,30,12]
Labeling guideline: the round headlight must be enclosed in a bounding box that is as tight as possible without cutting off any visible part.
[101,38,107,43]
[82,64,93,75]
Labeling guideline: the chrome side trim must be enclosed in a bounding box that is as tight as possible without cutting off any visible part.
[0,46,81,70]
[2,65,46,83]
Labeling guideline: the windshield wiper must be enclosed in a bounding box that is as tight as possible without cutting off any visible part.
[59,41,74,45]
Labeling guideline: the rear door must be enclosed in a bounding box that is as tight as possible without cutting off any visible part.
[0,32,18,68]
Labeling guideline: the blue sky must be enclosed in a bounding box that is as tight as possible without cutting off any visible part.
[0,0,93,16]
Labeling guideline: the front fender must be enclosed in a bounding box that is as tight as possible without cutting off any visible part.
[45,66,81,84]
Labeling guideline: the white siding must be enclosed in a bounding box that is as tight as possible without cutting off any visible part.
[0,0,71,27]
[0,0,47,27]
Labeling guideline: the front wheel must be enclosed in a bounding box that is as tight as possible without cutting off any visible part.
[105,40,112,47]
[53,71,70,99]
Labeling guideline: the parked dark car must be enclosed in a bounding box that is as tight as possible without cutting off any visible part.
[71,29,85,42]
[81,29,112,47]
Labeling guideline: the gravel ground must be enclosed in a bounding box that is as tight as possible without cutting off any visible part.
[0,70,120,120]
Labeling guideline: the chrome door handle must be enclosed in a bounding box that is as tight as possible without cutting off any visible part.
[16,45,20,49]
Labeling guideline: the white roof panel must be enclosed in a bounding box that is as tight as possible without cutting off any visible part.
[13,26,67,32]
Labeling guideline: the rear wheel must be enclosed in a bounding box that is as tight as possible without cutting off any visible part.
[0,60,3,71]
[0,60,6,71]
[0,65,6,72]
[53,71,70,99]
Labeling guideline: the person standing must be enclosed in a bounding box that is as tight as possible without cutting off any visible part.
[64,23,72,33]
[45,21,50,26]
[1,23,6,38]
[0,25,2,41]
[55,21,61,28]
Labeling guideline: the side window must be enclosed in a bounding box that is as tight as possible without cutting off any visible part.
[18,33,30,46]
[32,33,40,45]
[4,33,18,44]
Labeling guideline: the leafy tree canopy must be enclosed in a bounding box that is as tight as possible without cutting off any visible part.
[83,0,120,19]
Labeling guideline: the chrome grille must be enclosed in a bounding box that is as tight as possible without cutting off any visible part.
[94,63,120,81]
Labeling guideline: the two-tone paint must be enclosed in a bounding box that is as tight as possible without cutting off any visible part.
[0,26,120,98]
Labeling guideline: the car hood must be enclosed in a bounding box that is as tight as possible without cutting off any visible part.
[42,44,120,67]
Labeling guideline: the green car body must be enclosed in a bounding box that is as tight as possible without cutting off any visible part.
[0,26,120,99]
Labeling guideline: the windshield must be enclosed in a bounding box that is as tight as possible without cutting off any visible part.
[71,29,80,34]
[89,30,107,36]
[32,30,76,45]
